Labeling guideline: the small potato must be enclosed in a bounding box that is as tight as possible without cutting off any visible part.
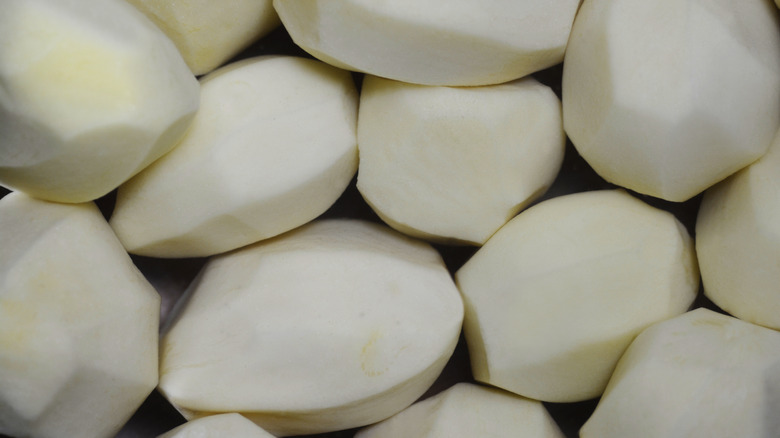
[273,0,581,86]
[456,190,699,402]
[696,130,780,330]
[355,383,564,438]
[125,0,280,75]
[563,0,780,201]
[0,0,199,203]
[0,193,160,438]
[357,76,564,245]
[157,414,275,438]
[581,309,780,438]
[110,56,358,258]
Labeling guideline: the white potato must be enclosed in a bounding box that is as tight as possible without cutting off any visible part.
[0,193,160,438]
[563,0,780,201]
[125,0,280,75]
[273,0,581,86]
[158,219,463,436]
[357,76,564,245]
[110,56,358,258]
[355,383,564,438]
[456,190,699,402]
[0,0,199,203]
[696,130,780,330]
[158,413,275,438]
[581,309,780,438]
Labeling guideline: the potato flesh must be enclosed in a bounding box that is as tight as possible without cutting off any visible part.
[456,190,699,402]
[562,0,780,201]
[0,193,160,438]
[125,0,280,75]
[357,76,564,245]
[158,220,463,436]
[0,0,199,203]
[355,383,564,438]
[581,309,780,438]
[273,0,581,86]
[696,131,780,329]
[157,413,275,438]
[110,56,358,258]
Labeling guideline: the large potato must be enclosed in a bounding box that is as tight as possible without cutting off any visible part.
[273,0,581,86]
[456,190,699,402]
[563,0,780,201]
[0,0,199,203]
[0,193,160,438]
[158,219,463,436]
[357,75,564,245]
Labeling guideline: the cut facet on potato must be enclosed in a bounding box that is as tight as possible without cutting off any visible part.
[0,0,199,203]
[456,190,699,402]
[355,382,564,438]
[0,193,160,438]
[696,130,780,330]
[273,0,581,86]
[357,76,564,245]
[157,414,275,438]
[158,219,464,436]
[581,309,780,438]
[562,0,780,202]
[110,56,358,258]
[125,0,280,75]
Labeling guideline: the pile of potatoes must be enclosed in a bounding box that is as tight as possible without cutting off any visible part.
[1,0,780,437]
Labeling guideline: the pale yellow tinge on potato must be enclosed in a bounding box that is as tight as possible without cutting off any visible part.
[126,0,280,75]
[0,0,199,203]
[581,309,780,438]
[355,383,564,438]
[158,220,463,436]
[0,193,160,438]
[696,130,780,330]
[456,190,699,402]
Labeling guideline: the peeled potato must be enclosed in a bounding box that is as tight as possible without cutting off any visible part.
[355,383,564,438]
[581,309,780,438]
[273,0,581,86]
[0,0,199,203]
[456,190,699,402]
[696,130,780,330]
[563,0,780,201]
[357,75,564,245]
[110,56,358,258]
[158,414,275,438]
[158,219,463,436]
[125,0,280,75]
[0,193,160,438]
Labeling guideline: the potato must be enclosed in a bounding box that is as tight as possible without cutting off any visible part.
[696,130,780,330]
[158,413,275,438]
[158,219,463,436]
[581,309,780,438]
[0,0,199,203]
[125,0,280,75]
[562,0,780,201]
[355,383,564,438]
[357,75,564,245]
[0,193,160,438]
[110,56,358,258]
[456,190,699,402]
[273,0,581,86]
